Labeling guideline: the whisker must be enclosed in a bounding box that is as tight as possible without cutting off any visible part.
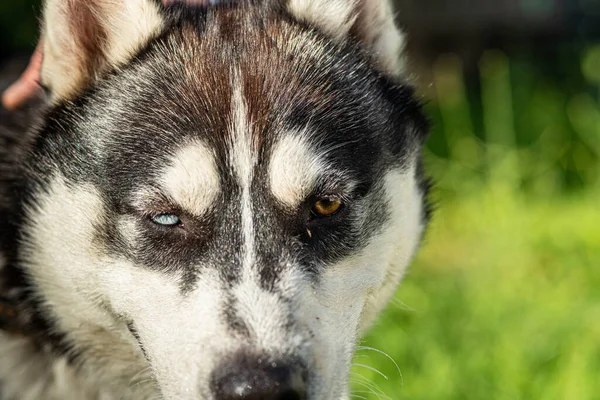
[352,362,389,380]
[352,389,394,400]
[349,378,384,400]
[355,345,403,386]
[350,371,391,400]
[388,296,418,312]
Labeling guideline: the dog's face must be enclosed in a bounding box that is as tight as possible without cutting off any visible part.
[18,1,428,399]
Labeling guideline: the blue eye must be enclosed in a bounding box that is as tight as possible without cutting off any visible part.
[151,213,181,226]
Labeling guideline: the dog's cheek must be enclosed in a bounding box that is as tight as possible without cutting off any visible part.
[293,166,425,393]
[355,166,426,333]
[21,176,118,332]
[20,175,156,394]
[19,175,226,397]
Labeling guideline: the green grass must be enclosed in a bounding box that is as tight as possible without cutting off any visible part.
[351,49,600,399]
[352,186,599,400]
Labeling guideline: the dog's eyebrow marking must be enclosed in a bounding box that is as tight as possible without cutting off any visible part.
[160,141,220,216]
[269,133,325,208]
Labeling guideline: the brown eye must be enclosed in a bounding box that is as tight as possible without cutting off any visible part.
[312,198,343,217]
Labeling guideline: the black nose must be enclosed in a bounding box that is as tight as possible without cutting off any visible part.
[210,353,307,400]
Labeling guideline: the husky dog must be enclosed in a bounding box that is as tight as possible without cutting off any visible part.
[0,0,430,399]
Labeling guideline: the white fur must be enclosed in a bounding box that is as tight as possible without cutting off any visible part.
[269,132,327,208]
[42,0,164,101]
[288,0,358,39]
[287,0,406,74]
[229,74,257,273]
[356,165,424,331]
[104,1,165,69]
[161,141,221,216]
[109,268,230,399]
[359,0,406,74]
[19,177,156,399]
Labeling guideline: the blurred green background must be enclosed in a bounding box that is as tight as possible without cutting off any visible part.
[355,1,600,399]
[1,1,598,399]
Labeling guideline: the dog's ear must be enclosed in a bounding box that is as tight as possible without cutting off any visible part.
[41,0,165,102]
[286,0,406,75]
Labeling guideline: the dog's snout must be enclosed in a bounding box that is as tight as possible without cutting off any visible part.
[210,353,307,400]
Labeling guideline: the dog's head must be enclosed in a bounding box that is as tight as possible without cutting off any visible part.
[20,0,429,398]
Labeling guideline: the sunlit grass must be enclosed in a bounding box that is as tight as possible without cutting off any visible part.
[350,48,600,399]
[352,185,599,400]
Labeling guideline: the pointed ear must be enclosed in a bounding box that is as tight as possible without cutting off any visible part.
[41,0,165,102]
[287,0,406,75]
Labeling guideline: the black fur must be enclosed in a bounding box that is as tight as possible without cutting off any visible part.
[0,97,76,357]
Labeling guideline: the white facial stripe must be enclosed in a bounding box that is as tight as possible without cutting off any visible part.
[161,141,220,216]
[227,74,301,354]
[269,133,326,208]
[231,277,293,350]
[229,74,257,275]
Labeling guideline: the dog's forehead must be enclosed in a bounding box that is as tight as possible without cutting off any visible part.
[96,10,389,195]
[139,11,377,133]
